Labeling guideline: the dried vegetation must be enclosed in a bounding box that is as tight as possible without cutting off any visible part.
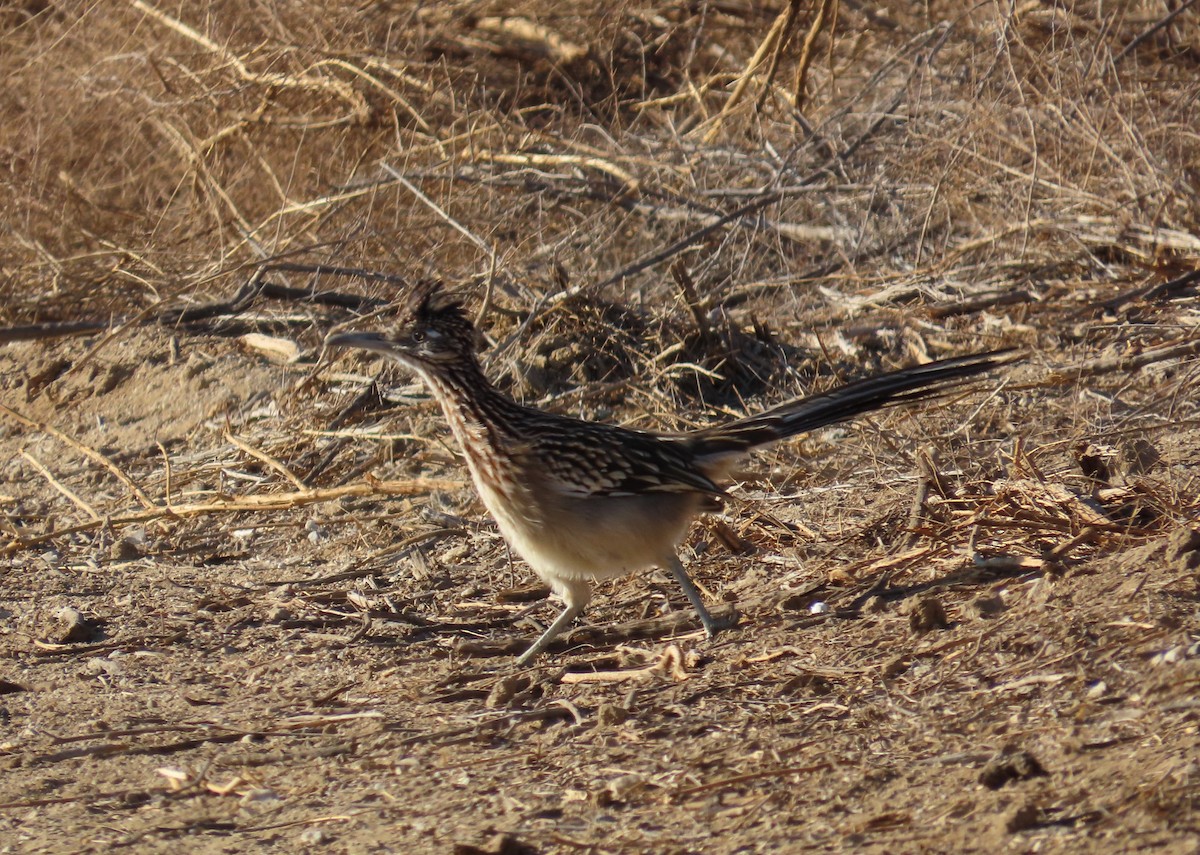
[2,1,1200,852]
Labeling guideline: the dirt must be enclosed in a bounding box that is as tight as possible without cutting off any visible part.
[3,2,1200,853]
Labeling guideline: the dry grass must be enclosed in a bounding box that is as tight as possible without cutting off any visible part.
[2,1,1200,852]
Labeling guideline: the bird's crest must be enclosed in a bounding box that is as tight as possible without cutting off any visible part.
[399,280,479,357]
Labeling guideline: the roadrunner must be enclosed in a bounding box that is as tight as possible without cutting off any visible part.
[327,284,1016,665]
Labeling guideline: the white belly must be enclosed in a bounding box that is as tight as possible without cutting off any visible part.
[472,470,701,588]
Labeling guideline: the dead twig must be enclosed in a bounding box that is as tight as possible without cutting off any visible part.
[2,477,463,555]
[757,0,804,112]
[395,706,577,747]
[560,644,690,684]
[675,762,835,798]
[381,165,500,268]
[670,260,714,348]
[792,0,838,109]
[0,320,108,344]
[167,264,391,327]
[1096,268,1200,313]
[225,431,308,491]
[594,192,783,290]
[20,452,102,522]
[130,0,368,121]
[1112,0,1200,64]
[1053,339,1200,380]
[31,712,381,765]
[0,403,155,509]
[702,1,807,142]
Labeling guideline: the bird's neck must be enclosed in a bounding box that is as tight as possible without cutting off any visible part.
[418,357,524,452]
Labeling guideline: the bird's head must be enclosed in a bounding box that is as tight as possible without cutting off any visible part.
[326,282,479,373]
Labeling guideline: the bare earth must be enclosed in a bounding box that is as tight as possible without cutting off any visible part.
[2,3,1200,853]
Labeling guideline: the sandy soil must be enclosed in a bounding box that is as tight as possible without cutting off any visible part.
[2,2,1200,853]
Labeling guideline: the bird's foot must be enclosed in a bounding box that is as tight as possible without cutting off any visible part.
[697,604,739,638]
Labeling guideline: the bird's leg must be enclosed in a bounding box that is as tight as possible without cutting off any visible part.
[515,583,591,666]
[664,552,737,637]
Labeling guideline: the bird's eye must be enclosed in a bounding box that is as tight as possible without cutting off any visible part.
[412,330,426,343]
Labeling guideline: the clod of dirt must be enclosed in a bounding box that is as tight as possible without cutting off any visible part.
[594,773,646,807]
[1074,441,1116,484]
[881,655,912,679]
[595,703,629,728]
[452,832,537,855]
[780,672,834,696]
[52,606,103,643]
[485,675,532,709]
[903,595,950,634]
[863,594,890,614]
[25,357,72,399]
[780,591,821,611]
[1121,437,1161,476]
[1164,526,1200,572]
[979,750,1048,790]
[495,582,551,603]
[107,535,144,562]
[89,363,132,395]
[970,594,1006,618]
[1003,801,1043,834]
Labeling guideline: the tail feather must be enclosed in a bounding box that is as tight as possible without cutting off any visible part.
[686,349,1020,459]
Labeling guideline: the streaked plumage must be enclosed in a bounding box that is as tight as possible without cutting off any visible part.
[327,283,1017,665]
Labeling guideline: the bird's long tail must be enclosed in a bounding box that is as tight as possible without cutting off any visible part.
[687,349,1020,461]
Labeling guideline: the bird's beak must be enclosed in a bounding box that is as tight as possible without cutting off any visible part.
[325,330,396,355]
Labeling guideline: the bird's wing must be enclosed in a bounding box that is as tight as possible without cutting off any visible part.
[519,422,722,498]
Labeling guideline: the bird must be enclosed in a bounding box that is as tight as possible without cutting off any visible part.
[326,283,1017,665]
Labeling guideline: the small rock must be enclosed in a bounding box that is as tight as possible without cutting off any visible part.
[305,519,328,544]
[54,607,103,644]
[95,364,130,395]
[83,657,123,677]
[439,543,471,565]
[298,828,333,845]
[1150,645,1185,666]
[183,353,212,378]
[239,788,281,808]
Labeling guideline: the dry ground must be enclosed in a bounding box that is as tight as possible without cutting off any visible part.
[3,2,1200,852]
